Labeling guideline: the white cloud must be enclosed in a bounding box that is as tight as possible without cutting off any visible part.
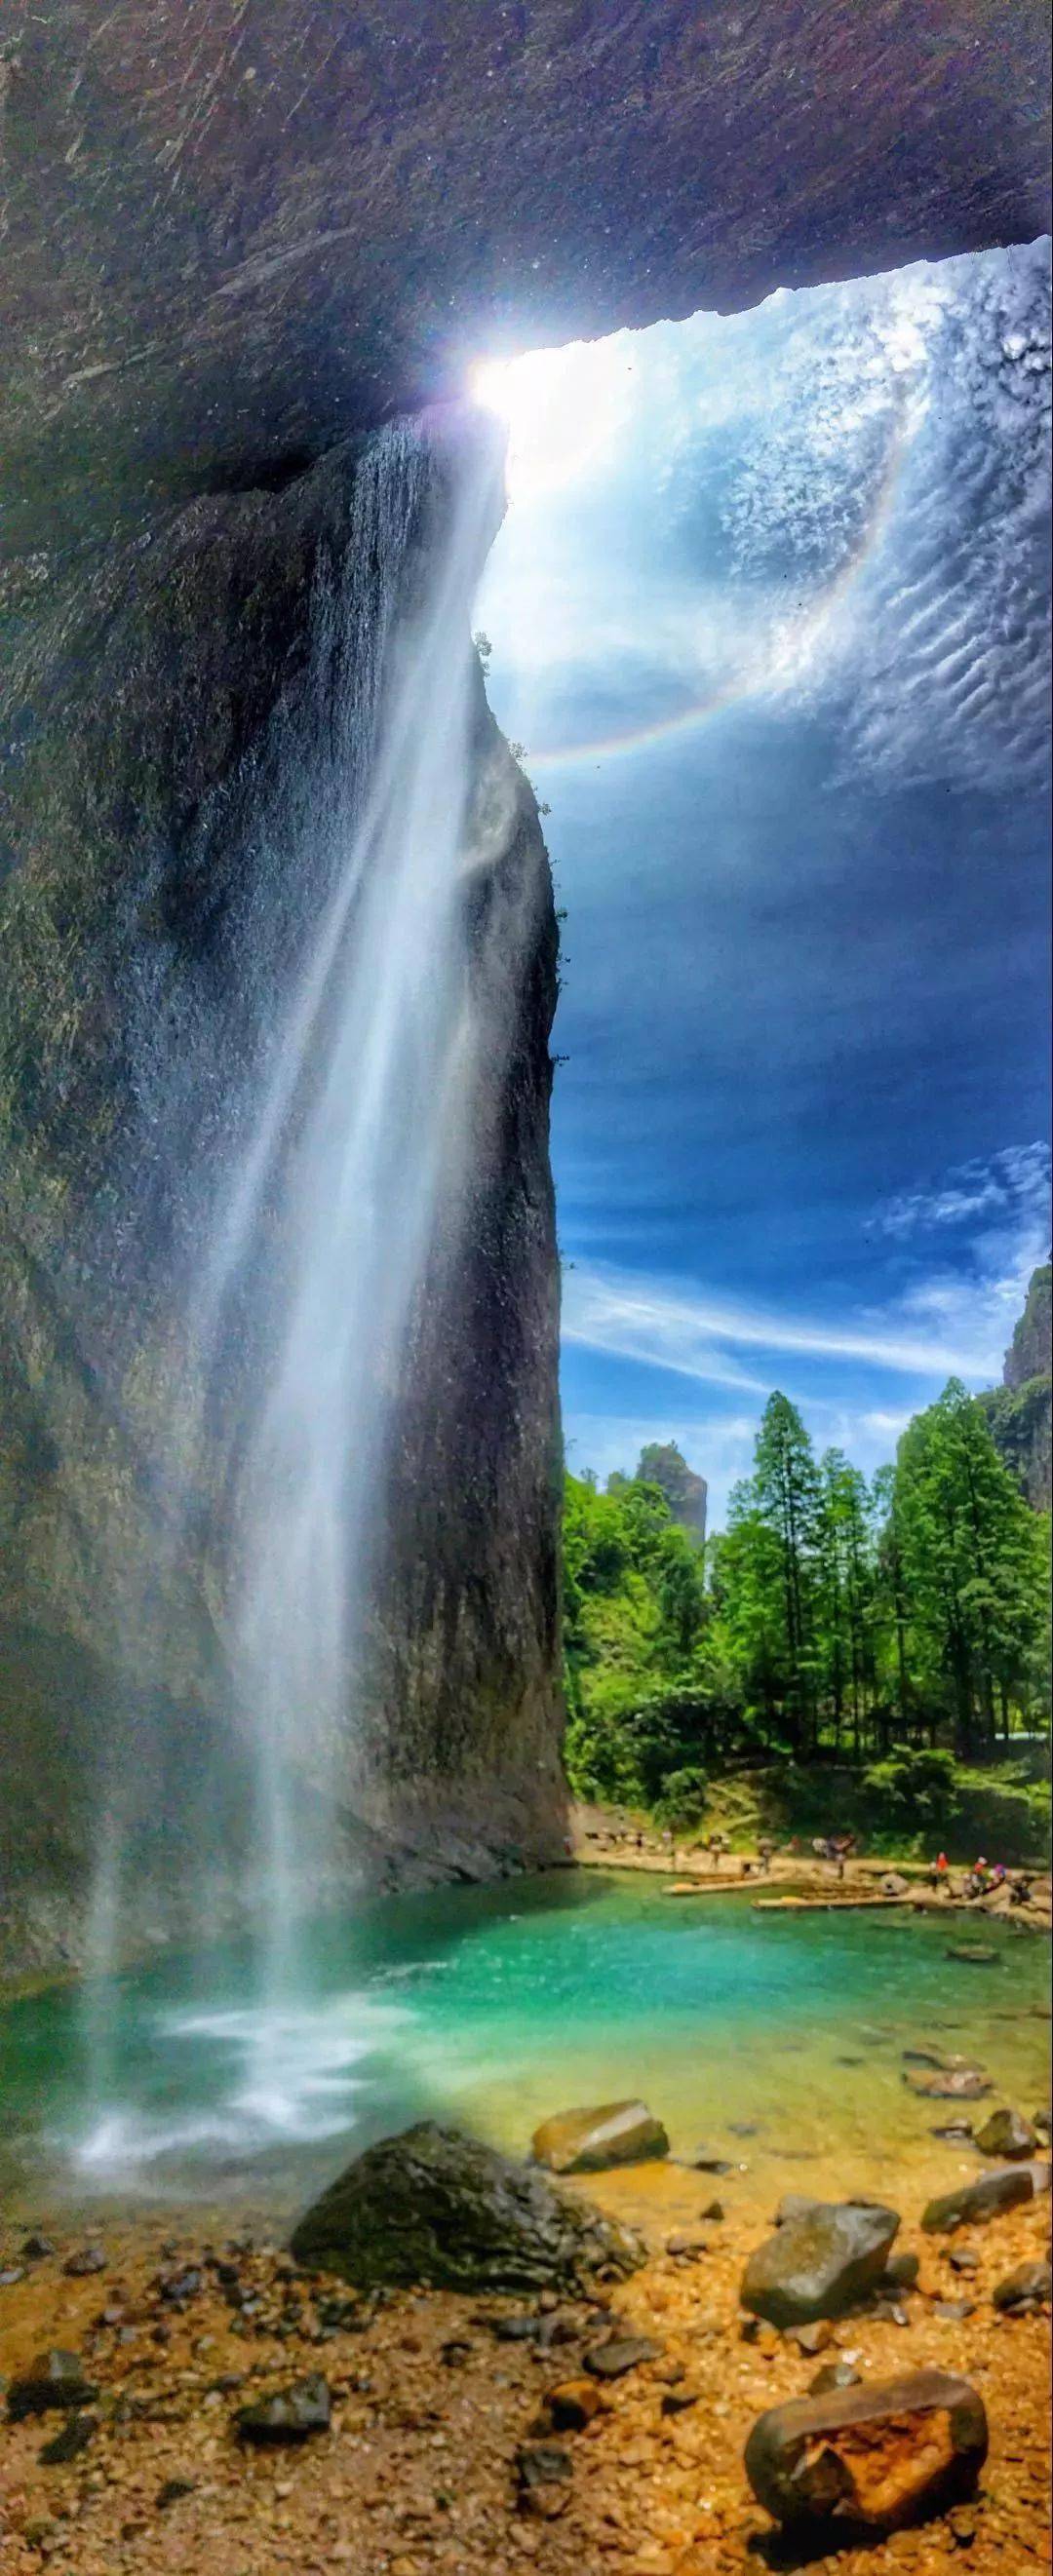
[477,240,1051,792]
[878,1141,1050,1242]
[562,1261,986,1386]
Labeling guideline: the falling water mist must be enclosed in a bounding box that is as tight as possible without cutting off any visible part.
[73,406,511,2169]
[223,416,505,1985]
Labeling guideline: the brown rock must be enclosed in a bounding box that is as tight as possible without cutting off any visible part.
[745,2367,988,2530]
[904,2066,991,2099]
[530,2101,670,2174]
[584,2333,664,2380]
[545,2378,602,2431]
[787,2320,834,2355]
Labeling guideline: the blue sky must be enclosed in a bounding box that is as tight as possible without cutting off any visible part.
[474,242,1052,1524]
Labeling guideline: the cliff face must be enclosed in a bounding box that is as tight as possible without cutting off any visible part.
[0,425,564,1978]
[979,1264,1052,1513]
[1,2,1047,1981]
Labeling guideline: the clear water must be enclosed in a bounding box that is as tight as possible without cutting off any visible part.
[1,1873,1047,2217]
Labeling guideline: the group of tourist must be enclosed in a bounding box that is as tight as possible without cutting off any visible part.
[925,1851,1034,1903]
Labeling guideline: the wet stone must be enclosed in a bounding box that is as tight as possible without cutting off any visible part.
[742,2200,900,2326]
[974,2106,1038,2160]
[992,2258,1052,2313]
[884,2250,920,2290]
[63,2246,107,2278]
[921,2164,1040,2232]
[904,2065,990,2100]
[516,2440,573,2488]
[531,2099,670,2174]
[236,2372,332,2443]
[585,2333,663,2380]
[786,2320,834,2355]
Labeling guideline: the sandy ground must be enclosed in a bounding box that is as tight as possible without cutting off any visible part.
[1,2143,1050,2576]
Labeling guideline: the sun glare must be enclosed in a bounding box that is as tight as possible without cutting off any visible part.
[471,336,638,505]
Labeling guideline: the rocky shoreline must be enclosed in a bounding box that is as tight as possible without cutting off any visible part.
[1,2102,1050,2576]
[573,1811,1053,1936]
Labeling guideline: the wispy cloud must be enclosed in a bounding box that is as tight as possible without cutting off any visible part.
[878,1141,1050,1243]
[562,1263,984,1386]
[563,1141,1048,1435]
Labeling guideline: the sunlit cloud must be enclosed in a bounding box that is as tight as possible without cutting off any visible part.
[475,241,1051,788]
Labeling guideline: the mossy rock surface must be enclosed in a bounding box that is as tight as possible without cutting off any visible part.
[290,2120,644,2293]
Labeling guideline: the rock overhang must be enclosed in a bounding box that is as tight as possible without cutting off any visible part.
[1,0,1049,573]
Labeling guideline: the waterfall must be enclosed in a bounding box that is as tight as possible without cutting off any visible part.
[202,412,505,1976]
[75,407,507,2059]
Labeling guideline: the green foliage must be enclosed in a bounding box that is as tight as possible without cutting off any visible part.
[861,1747,962,1835]
[563,1377,1051,1835]
[652,1767,709,1832]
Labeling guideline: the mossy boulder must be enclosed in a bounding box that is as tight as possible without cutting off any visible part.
[289,2121,644,2293]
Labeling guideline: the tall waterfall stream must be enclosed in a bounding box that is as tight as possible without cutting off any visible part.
[82,411,508,2123]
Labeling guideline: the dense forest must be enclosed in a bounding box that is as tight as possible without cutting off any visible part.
[563,1384,1051,1843]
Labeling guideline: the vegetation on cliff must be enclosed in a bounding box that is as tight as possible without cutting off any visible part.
[563,1390,1050,1853]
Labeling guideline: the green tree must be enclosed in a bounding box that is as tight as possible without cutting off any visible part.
[891,1379,1045,1751]
[752,1393,821,1750]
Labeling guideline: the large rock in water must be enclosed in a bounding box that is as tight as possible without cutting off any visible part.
[741,2201,900,2326]
[974,2106,1038,2159]
[745,2369,988,2532]
[531,2101,669,2174]
[289,2123,644,2293]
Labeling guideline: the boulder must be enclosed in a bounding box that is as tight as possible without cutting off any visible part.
[921,2165,1039,2232]
[289,2122,643,2293]
[530,2100,669,2174]
[7,2352,98,2421]
[992,2259,1051,2313]
[974,2106,1038,2160]
[741,2202,900,2326]
[745,2368,988,2531]
[236,2374,331,2443]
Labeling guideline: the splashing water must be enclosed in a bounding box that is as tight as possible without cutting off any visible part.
[83,408,507,2040]
[222,417,505,1979]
